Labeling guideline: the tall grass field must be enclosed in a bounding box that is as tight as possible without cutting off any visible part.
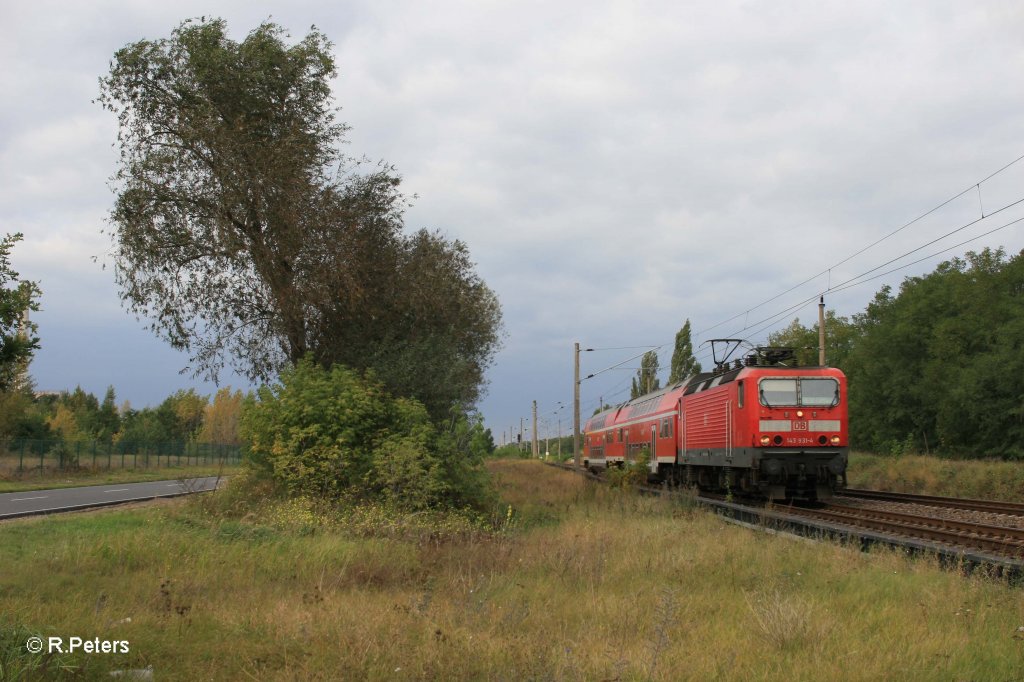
[1,459,1022,680]
[849,452,1024,501]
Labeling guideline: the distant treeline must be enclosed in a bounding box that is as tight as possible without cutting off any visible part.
[770,247,1024,459]
[0,385,245,446]
[491,435,574,461]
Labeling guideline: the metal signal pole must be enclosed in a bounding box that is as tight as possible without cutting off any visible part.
[573,342,581,469]
[532,400,538,458]
[818,295,826,366]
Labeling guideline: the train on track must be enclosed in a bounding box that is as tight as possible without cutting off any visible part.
[582,341,848,500]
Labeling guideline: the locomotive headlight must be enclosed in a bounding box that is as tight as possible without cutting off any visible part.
[796,410,804,418]
[830,435,841,445]
[760,435,771,446]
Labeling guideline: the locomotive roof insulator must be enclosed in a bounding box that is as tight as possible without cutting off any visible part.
[754,346,797,366]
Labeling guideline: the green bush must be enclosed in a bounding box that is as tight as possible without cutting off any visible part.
[606,449,650,488]
[240,360,494,511]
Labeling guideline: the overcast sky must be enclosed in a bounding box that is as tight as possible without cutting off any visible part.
[3,1,1024,443]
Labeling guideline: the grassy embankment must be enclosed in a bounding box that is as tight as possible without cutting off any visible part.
[849,452,1024,502]
[2,459,1023,680]
[0,465,242,494]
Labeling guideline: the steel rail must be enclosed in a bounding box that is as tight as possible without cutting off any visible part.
[840,488,1024,516]
[787,503,1024,558]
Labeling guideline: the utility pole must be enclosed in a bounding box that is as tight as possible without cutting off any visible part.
[558,417,562,459]
[573,341,581,469]
[532,400,538,458]
[520,417,524,452]
[818,295,826,366]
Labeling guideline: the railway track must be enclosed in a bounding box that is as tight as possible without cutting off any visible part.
[787,503,1024,559]
[839,488,1024,516]
[541,460,1024,575]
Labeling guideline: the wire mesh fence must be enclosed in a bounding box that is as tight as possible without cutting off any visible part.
[0,439,244,474]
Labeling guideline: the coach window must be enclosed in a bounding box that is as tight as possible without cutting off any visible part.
[660,418,672,438]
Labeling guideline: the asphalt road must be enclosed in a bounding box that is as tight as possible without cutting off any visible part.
[0,476,222,519]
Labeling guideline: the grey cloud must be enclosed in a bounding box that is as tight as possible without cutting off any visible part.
[2,1,1023,433]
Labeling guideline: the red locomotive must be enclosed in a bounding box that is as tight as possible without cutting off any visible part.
[582,342,848,500]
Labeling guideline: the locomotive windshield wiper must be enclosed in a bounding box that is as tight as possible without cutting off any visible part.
[829,388,840,408]
[760,388,771,407]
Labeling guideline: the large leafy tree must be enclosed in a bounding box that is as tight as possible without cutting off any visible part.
[99,19,350,380]
[312,229,502,417]
[197,387,245,445]
[98,19,501,416]
[668,318,701,383]
[0,233,40,392]
[767,311,858,369]
[630,350,661,398]
[845,248,1024,457]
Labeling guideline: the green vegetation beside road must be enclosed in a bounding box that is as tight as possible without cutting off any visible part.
[242,359,495,512]
[2,460,1022,680]
[0,465,240,494]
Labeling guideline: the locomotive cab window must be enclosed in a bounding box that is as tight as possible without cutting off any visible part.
[801,378,840,406]
[759,379,797,406]
[758,377,840,407]
[737,380,744,408]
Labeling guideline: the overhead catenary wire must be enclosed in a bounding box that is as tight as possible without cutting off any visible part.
[692,152,1024,340]
[570,152,1024,417]
[694,210,1024,359]
[579,345,666,382]
[586,345,665,351]
[682,189,1024,360]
